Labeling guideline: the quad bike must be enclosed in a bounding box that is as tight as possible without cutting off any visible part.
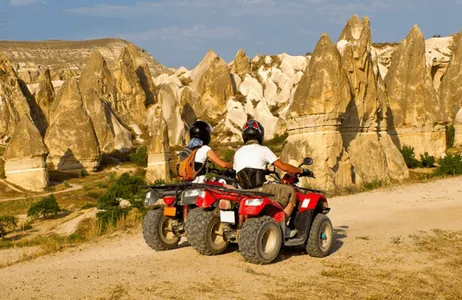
[142,165,235,251]
[186,157,333,264]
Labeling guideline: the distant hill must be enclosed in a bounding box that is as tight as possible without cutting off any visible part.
[0,38,172,83]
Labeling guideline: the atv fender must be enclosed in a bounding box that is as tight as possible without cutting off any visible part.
[239,199,285,223]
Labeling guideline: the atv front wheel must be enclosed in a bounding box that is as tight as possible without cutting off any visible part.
[142,209,180,251]
[238,216,282,264]
[306,213,333,257]
[185,208,228,255]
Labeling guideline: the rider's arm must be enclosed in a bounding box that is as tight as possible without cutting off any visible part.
[273,159,303,174]
[207,149,233,169]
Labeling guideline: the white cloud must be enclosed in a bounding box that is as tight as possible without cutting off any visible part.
[9,0,44,6]
[119,25,243,50]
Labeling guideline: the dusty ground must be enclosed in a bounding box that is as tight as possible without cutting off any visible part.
[0,176,461,300]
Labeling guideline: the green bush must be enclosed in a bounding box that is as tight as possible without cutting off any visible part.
[420,152,436,168]
[27,195,61,218]
[97,173,146,209]
[223,149,235,162]
[129,146,148,166]
[96,173,147,233]
[400,146,422,169]
[446,124,455,148]
[0,216,18,238]
[434,153,462,176]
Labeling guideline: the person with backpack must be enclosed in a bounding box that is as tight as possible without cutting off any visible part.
[177,120,233,183]
[233,120,313,237]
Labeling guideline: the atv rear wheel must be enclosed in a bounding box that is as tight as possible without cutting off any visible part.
[185,208,228,255]
[306,213,333,257]
[143,208,180,251]
[238,216,282,265]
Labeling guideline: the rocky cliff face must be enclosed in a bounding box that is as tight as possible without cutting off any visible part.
[282,33,352,190]
[44,78,101,173]
[338,15,409,184]
[0,53,32,140]
[439,33,462,122]
[0,39,171,84]
[1,19,461,189]
[3,117,49,191]
[385,25,446,157]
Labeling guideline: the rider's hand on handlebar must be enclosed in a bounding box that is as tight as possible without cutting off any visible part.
[300,168,315,178]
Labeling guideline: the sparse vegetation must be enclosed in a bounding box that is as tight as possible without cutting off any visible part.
[432,34,442,38]
[129,146,148,166]
[419,152,435,168]
[96,173,146,232]
[400,145,422,169]
[27,195,61,219]
[446,124,455,148]
[433,152,462,176]
[0,216,18,238]
[362,180,384,191]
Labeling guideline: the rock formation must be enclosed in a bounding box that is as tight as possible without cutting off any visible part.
[79,52,133,153]
[385,25,446,157]
[338,15,409,184]
[156,82,184,146]
[3,117,49,191]
[439,33,462,122]
[34,69,55,116]
[230,49,251,77]
[0,52,32,139]
[113,47,148,128]
[189,50,234,123]
[79,50,117,107]
[282,33,352,190]
[454,108,462,147]
[45,78,100,173]
[126,43,157,107]
[146,105,171,182]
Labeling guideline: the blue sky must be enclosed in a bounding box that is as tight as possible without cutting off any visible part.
[1,0,461,69]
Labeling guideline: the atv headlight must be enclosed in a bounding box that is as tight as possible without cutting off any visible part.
[244,198,264,206]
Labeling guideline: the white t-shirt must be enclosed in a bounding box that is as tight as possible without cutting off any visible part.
[194,145,211,164]
[233,144,278,173]
[192,145,211,183]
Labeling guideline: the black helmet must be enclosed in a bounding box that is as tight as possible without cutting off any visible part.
[189,120,212,145]
[242,120,264,145]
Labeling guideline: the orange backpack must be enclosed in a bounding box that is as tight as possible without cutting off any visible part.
[176,147,201,181]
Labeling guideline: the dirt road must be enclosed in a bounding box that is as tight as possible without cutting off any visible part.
[1,177,461,300]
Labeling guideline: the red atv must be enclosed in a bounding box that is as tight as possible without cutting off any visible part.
[186,157,333,264]
[142,165,235,251]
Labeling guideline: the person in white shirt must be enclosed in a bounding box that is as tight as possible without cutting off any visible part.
[233,120,313,237]
[185,120,233,183]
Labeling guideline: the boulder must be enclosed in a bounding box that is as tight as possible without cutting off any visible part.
[385,25,446,157]
[283,33,352,190]
[146,105,171,183]
[439,32,462,122]
[3,117,49,191]
[230,49,251,77]
[0,52,32,139]
[45,78,100,173]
